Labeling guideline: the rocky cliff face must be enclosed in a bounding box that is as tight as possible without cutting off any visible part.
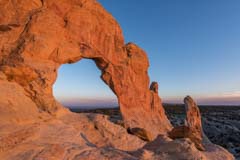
[0,0,234,159]
[0,0,171,136]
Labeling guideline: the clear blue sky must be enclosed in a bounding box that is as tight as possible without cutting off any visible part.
[54,0,240,107]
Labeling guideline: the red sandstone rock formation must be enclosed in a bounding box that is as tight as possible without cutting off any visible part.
[0,0,171,137]
[168,96,205,151]
[184,96,203,133]
[0,0,234,159]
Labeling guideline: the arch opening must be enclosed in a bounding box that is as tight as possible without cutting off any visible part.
[53,59,118,111]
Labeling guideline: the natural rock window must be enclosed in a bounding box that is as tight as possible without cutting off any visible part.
[53,59,118,109]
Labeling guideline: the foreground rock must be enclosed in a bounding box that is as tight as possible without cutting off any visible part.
[0,110,234,160]
[164,104,240,159]
[185,96,204,137]
[169,96,205,150]
[0,0,234,159]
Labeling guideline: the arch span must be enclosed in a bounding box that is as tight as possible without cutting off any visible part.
[0,0,172,137]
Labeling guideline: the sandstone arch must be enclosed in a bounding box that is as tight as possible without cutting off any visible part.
[0,0,172,137]
[0,1,236,159]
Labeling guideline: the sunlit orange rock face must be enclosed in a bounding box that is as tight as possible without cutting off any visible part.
[0,0,171,136]
[169,96,205,151]
[0,0,235,159]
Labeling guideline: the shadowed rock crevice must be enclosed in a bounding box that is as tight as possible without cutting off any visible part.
[0,25,12,32]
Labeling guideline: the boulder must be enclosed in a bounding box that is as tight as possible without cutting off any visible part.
[168,126,205,151]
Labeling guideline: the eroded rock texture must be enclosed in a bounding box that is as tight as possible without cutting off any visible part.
[169,96,205,150]
[184,96,203,134]
[0,0,171,136]
[184,96,205,149]
[0,0,235,159]
[168,96,214,151]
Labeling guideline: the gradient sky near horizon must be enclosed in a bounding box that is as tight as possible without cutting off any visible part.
[53,0,240,107]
